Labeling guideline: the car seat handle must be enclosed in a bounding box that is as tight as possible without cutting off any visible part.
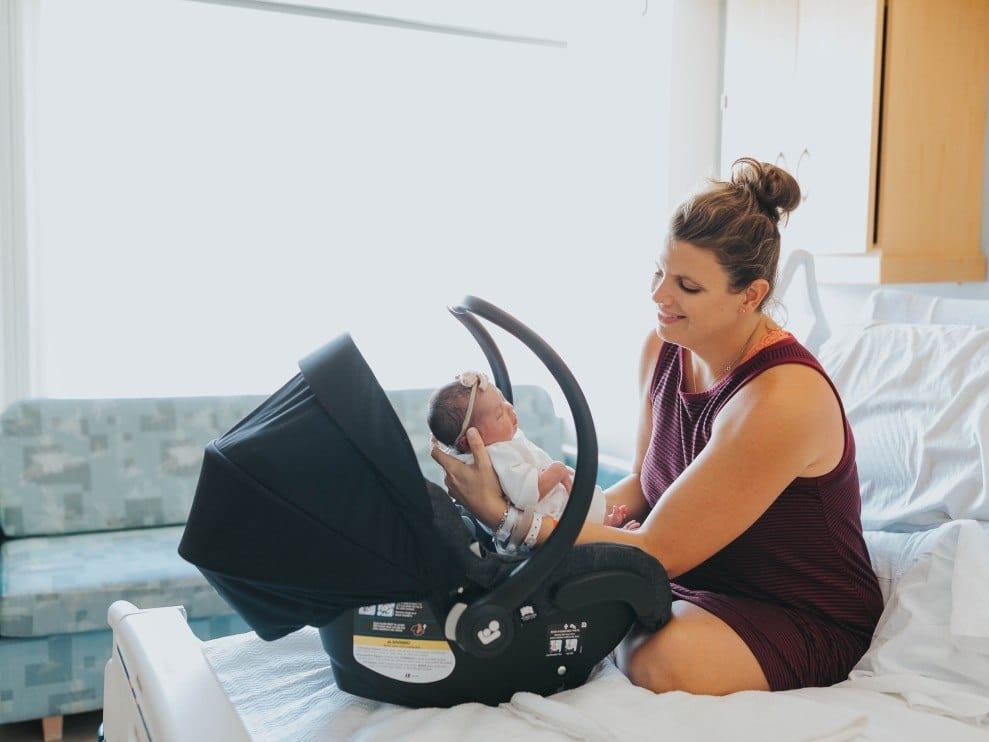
[446,295,598,657]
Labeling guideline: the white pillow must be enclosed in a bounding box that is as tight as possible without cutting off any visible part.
[818,321,989,530]
[863,288,989,327]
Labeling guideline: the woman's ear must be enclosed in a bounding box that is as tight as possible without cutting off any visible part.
[742,279,771,312]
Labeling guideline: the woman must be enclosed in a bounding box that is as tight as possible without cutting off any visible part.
[431,158,883,695]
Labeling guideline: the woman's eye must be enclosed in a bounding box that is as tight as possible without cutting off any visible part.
[654,267,699,293]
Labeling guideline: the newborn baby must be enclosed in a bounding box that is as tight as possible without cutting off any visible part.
[428,372,637,552]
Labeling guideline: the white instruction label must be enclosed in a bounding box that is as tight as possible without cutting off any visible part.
[546,620,587,657]
[353,601,455,683]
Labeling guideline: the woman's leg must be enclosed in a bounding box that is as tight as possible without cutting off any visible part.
[615,600,770,695]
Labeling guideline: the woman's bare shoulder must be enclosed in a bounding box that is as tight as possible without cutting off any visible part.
[710,361,843,478]
[721,362,838,438]
[747,361,834,408]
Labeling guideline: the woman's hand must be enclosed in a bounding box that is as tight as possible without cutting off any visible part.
[430,428,506,529]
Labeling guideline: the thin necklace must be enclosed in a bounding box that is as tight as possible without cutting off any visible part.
[688,318,765,393]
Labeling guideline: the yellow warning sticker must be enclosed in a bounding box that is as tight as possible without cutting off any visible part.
[353,601,456,683]
[353,635,450,651]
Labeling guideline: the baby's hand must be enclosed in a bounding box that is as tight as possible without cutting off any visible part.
[540,461,573,496]
[561,466,573,493]
[623,520,641,531]
[550,461,572,492]
[604,504,628,527]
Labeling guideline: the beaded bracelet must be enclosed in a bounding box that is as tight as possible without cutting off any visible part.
[490,500,509,533]
[493,502,518,544]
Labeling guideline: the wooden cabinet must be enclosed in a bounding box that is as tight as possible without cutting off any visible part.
[721,0,989,283]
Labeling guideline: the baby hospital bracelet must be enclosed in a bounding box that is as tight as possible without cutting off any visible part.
[545,516,559,537]
[507,508,532,550]
[523,513,544,549]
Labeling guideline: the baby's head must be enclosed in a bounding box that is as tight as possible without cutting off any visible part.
[428,371,518,452]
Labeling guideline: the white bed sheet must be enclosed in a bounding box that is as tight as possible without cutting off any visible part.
[196,626,987,741]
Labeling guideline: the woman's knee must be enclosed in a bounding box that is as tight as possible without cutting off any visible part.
[624,639,680,693]
[621,603,772,695]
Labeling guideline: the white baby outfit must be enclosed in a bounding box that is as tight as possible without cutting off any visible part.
[455,429,606,525]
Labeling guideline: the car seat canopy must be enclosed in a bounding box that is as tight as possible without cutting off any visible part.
[179,334,462,640]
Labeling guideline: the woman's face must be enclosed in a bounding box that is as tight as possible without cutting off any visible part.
[651,240,742,348]
[469,386,518,445]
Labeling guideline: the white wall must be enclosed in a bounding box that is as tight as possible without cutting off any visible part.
[666,0,724,210]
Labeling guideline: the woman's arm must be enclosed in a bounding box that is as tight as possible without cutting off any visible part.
[580,362,842,577]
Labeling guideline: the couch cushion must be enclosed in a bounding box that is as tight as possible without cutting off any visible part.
[0,396,265,536]
[0,526,233,637]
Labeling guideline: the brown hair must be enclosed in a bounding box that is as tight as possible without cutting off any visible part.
[670,157,800,309]
[427,382,472,451]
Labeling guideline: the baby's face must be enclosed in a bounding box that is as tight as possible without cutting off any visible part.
[470,386,518,445]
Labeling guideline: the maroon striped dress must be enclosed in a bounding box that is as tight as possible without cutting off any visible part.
[640,336,883,690]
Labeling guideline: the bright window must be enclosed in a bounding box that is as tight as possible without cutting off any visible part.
[33,0,674,457]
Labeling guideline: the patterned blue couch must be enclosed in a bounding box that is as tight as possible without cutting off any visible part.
[0,387,564,733]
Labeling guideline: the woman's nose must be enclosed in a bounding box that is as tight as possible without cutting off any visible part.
[651,278,670,306]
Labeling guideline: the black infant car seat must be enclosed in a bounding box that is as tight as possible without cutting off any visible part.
[179,297,672,707]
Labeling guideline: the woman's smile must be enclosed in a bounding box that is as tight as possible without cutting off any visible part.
[658,310,685,325]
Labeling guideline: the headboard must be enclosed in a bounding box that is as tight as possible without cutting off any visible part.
[776,249,831,354]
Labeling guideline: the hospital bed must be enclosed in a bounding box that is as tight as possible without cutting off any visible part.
[102,251,989,740]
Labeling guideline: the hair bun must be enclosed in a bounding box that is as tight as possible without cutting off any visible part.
[731,157,801,222]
